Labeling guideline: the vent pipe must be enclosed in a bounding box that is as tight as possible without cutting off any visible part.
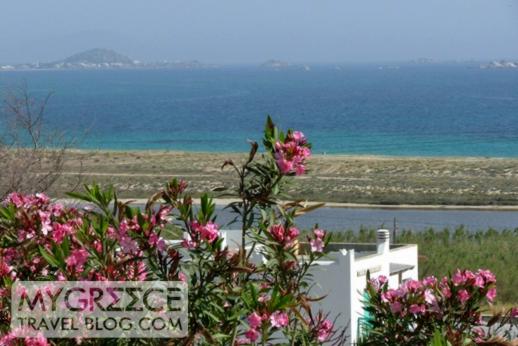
[377,229,390,255]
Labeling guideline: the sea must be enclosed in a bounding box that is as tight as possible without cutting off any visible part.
[1,63,518,157]
[2,64,518,231]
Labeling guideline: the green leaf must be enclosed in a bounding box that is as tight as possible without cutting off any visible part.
[39,246,60,267]
[203,310,221,323]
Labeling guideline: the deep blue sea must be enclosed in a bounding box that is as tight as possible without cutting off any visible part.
[1,64,518,156]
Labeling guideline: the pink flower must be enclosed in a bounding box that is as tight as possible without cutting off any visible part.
[5,192,25,208]
[157,206,172,222]
[270,311,289,328]
[51,223,73,244]
[191,221,220,244]
[66,248,89,268]
[287,226,300,239]
[478,269,496,284]
[38,211,52,235]
[390,301,403,314]
[107,226,117,239]
[474,275,485,288]
[148,232,166,251]
[310,238,324,253]
[295,164,306,176]
[181,238,198,250]
[50,203,64,217]
[93,240,103,253]
[0,261,11,278]
[24,333,49,346]
[404,279,422,292]
[377,275,388,285]
[486,287,497,303]
[178,272,187,283]
[247,312,263,329]
[473,327,485,343]
[244,328,260,342]
[236,337,251,345]
[510,307,518,318]
[409,304,426,315]
[273,131,311,176]
[291,131,307,144]
[268,224,299,247]
[276,157,293,174]
[457,289,471,304]
[422,276,437,287]
[317,319,333,342]
[464,270,476,281]
[127,261,147,281]
[269,224,285,242]
[424,289,437,305]
[119,235,139,254]
[35,193,50,204]
[381,292,391,303]
[0,331,16,346]
[313,228,325,239]
[441,285,452,298]
[200,222,219,243]
[18,228,35,242]
[452,270,466,286]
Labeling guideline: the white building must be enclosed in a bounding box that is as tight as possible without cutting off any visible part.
[308,229,418,345]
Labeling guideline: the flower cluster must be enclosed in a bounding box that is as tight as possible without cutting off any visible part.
[274,131,311,175]
[311,317,334,343]
[309,228,326,253]
[267,224,300,248]
[182,220,220,249]
[0,190,174,345]
[364,269,498,344]
[238,310,290,344]
[0,192,83,281]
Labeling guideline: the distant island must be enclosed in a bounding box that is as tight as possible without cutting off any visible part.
[4,51,515,71]
[0,48,217,71]
[260,59,311,71]
[480,60,518,69]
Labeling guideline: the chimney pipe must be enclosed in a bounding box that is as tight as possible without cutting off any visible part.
[377,229,390,255]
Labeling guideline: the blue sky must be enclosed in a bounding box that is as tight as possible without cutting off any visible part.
[1,0,517,64]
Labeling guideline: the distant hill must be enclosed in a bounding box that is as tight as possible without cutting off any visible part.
[61,48,134,65]
[0,49,217,71]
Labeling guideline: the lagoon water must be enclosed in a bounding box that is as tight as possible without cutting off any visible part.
[1,64,518,157]
[212,206,518,232]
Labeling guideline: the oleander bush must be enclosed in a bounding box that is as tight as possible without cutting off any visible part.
[0,117,345,345]
[361,272,518,345]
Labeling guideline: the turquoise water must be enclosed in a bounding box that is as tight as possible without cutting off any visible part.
[1,64,518,156]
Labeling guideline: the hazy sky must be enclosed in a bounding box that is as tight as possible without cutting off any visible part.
[1,0,517,64]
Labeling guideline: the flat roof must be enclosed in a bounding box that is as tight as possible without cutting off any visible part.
[390,263,415,275]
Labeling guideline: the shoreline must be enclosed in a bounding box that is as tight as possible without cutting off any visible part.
[65,148,518,161]
[58,197,518,212]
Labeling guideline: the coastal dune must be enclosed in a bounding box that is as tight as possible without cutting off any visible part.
[45,150,518,206]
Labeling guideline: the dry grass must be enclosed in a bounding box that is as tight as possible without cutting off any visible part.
[47,150,518,205]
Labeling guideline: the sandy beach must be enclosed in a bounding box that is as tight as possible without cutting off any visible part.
[45,150,518,207]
